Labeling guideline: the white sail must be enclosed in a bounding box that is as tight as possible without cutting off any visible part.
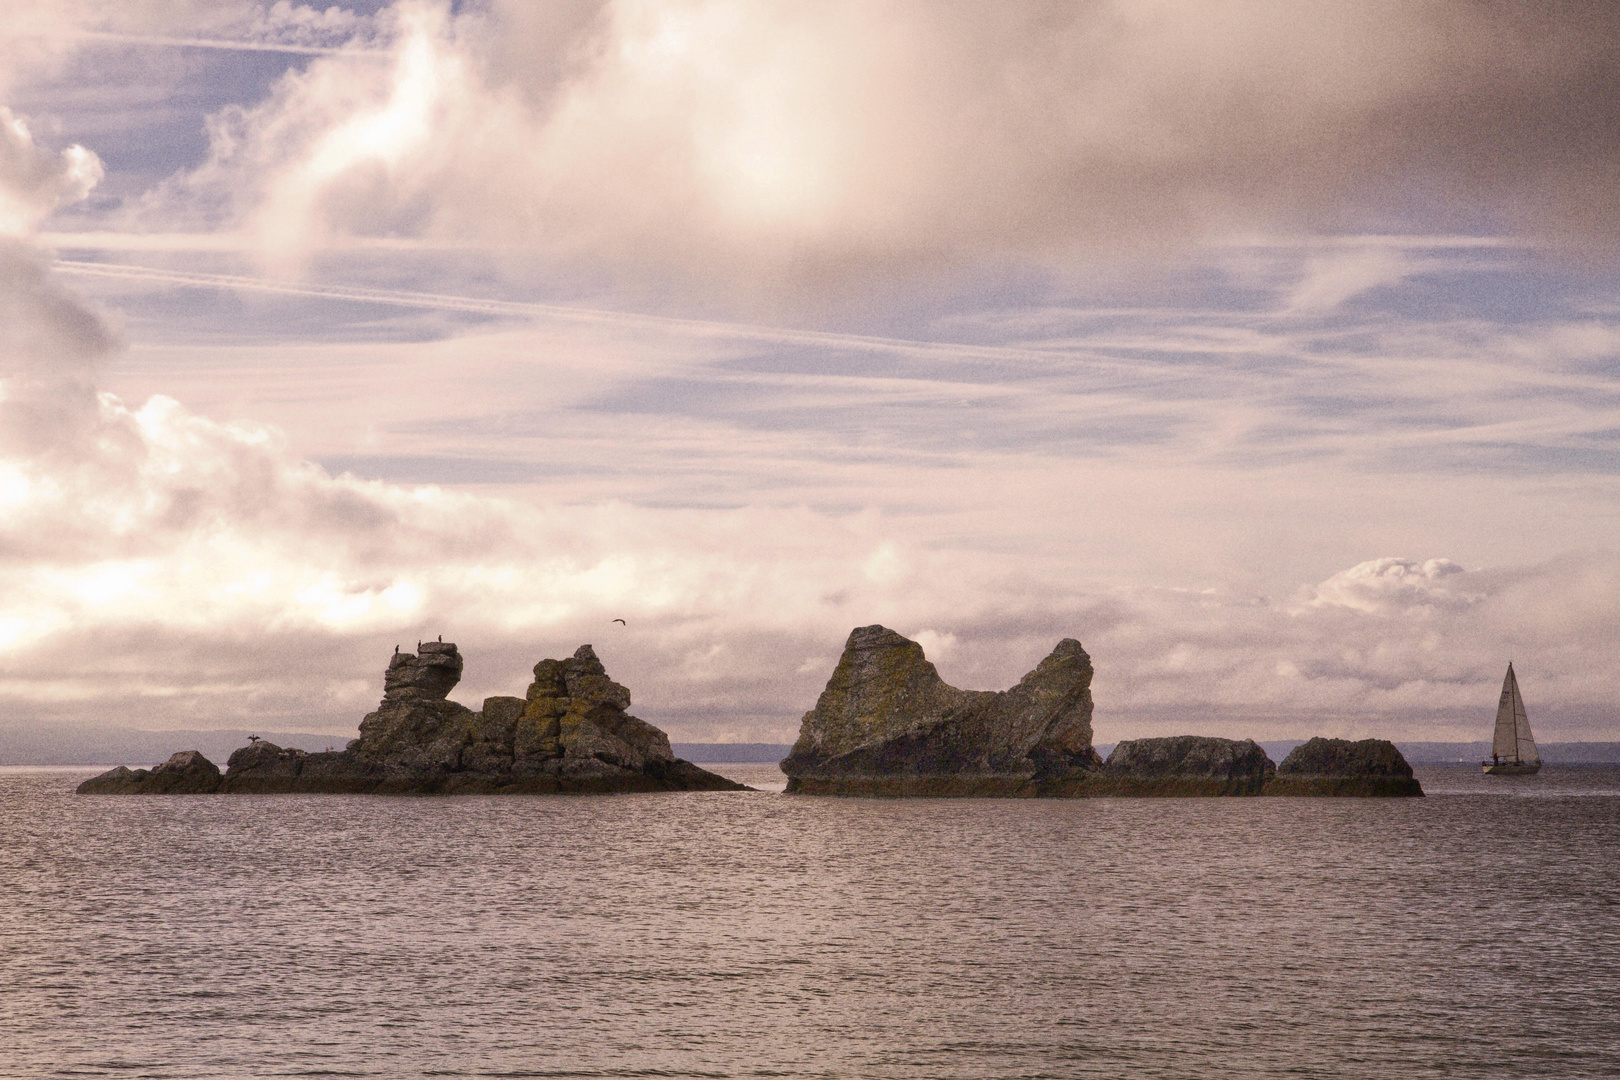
[1511,668,1540,764]
[1491,664,1540,764]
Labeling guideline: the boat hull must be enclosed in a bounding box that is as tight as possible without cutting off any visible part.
[1482,761,1541,775]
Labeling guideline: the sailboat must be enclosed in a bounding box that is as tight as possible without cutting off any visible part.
[1482,662,1541,775]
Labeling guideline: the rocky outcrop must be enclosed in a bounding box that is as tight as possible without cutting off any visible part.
[1090,736,1275,796]
[383,641,463,700]
[1264,737,1424,796]
[76,750,222,794]
[79,643,746,795]
[781,625,1100,796]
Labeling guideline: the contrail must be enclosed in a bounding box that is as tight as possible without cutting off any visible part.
[51,259,1131,374]
[73,31,388,57]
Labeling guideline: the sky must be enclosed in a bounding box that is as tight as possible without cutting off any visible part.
[1,1,1618,748]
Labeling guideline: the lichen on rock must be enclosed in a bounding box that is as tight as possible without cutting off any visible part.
[781,625,1100,796]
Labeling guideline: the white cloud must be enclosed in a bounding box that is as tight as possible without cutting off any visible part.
[0,107,101,237]
[910,629,957,663]
[101,0,1620,297]
[1306,557,1475,615]
[1283,246,1412,313]
[3,337,1617,741]
[1082,553,1620,742]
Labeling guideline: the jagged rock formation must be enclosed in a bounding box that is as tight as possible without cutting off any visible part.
[781,625,1100,796]
[1091,736,1275,796]
[76,750,223,794]
[1264,737,1424,796]
[78,643,746,795]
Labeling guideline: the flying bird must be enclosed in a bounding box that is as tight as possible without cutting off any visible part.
[612,618,626,625]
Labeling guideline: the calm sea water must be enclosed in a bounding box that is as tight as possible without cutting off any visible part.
[2,763,1616,1079]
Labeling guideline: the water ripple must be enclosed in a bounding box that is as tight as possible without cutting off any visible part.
[1,765,1616,1079]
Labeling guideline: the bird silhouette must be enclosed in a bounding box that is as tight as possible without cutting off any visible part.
[612,618,626,625]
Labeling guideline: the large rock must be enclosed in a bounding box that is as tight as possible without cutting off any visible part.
[1090,736,1275,796]
[781,625,1099,796]
[83,642,746,795]
[1264,737,1424,796]
[77,750,222,794]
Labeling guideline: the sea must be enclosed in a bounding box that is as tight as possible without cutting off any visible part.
[2,763,1616,1079]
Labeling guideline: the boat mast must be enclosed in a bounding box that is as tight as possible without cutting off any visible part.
[1511,665,1521,762]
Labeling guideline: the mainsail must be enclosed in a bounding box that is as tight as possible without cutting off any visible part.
[1492,663,1541,764]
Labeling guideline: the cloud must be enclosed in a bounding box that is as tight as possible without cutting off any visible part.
[0,209,1012,736]
[21,233,1616,745]
[0,107,101,237]
[1306,557,1474,615]
[3,6,1619,747]
[2,254,1615,741]
[1084,553,1620,742]
[0,113,113,462]
[110,0,1620,295]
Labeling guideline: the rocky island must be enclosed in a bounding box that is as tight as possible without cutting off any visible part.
[78,642,746,795]
[1090,735,1275,796]
[1263,736,1424,796]
[782,626,1421,797]
[780,625,1101,795]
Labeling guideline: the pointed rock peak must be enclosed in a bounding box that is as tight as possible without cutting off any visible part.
[523,644,630,710]
[563,644,629,709]
[830,625,941,685]
[789,625,955,761]
[784,625,1098,786]
[845,624,918,652]
[829,626,940,688]
[1021,638,1092,684]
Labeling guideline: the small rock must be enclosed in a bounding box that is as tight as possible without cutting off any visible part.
[1265,737,1423,797]
[1093,736,1275,796]
[77,750,221,794]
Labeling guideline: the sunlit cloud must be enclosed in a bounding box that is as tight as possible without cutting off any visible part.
[0,107,101,237]
[95,0,1620,298]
